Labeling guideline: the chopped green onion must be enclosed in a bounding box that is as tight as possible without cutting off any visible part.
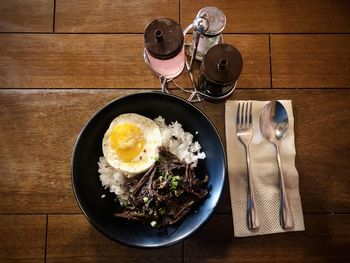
[143,197,149,203]
[150,220,157,227]
[159,176,164,181]
[172,175,181,181]
[171,181,178,189]
[159,208,166,216]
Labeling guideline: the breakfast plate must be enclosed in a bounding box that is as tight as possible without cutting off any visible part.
[71,91,226,248]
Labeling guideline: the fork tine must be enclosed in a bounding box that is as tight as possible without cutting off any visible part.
[249,102,253,127]
[244,102,249,128]
[236,102,241,128]
[242,102,245,128]
[241,102,245,128]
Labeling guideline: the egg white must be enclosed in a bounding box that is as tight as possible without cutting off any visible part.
[102,113,162,176]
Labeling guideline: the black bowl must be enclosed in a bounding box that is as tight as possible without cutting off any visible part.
[72,92,226,248]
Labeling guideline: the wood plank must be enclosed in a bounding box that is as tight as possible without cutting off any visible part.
[0,0,53,32]
[272,35,350,88]
[271,35,350,88]
[182,0,350,33]
[0,34,269,89]
[215,89,350,214]
[177,34,270,89]
[0,215,46,263]
[225,35,270,88]
[55,0,178,33]
[47,214,182,263]
[0,89,349,214]
[0,89,129,213]
[0,34,159,89]
[184,214,350,262]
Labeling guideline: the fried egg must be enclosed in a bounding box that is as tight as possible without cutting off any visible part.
[102,113,162,176]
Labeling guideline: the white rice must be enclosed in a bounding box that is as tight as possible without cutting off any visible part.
[153,116,206,167]
[98,156,131,205]
[98,116,206,205]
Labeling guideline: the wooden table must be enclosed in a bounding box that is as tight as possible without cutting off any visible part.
[0,1,349,262]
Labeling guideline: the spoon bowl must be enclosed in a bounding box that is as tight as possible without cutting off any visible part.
[260,101,289,145]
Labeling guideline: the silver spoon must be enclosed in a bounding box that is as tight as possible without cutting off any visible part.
[260,101,294,229]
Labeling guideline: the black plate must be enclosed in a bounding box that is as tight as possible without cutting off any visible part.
[71,92,226,248]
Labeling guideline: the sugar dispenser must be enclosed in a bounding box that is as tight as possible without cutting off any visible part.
[185,6,226,64]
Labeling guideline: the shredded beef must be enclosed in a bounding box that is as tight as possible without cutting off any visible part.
[114,147,208,227]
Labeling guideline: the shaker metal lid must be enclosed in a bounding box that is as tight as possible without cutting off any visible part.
[202,44,243,85]
[144,18,184,60]
[196,6,226,36]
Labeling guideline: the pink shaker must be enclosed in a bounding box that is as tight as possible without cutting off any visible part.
[144,18,185,79]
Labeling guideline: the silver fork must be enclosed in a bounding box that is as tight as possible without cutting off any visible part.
[236,102,260,230]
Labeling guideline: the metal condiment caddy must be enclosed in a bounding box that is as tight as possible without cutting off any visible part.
[144,7,243,103]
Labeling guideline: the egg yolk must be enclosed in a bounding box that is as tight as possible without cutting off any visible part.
[109,123,145,162]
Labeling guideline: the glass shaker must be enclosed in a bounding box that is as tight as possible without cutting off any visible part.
[198,44,243,99]
[144,18,185,80]
[189,7,226,61]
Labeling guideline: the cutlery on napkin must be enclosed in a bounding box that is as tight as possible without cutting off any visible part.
[225,100,305,237]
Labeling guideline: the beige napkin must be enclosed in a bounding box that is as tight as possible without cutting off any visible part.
[225,100,305,237]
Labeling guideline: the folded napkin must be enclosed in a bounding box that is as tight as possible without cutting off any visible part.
[225,100,305,237]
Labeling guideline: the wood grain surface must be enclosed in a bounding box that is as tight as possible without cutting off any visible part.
[1,89,349,214]
[47,215,182,263]
[226,35,270,88]
[0,89,128,213]
[271,35,350,88]
[46,214,350,263]
[0,34,269,89]
[0,0,53,32]
[0,34,158,89]
[184,214,350,262]
[55,0,179,33]
[0,215,46,262]
[0,0,349,261]
[182,0,350,33]
[2,35,348,89]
